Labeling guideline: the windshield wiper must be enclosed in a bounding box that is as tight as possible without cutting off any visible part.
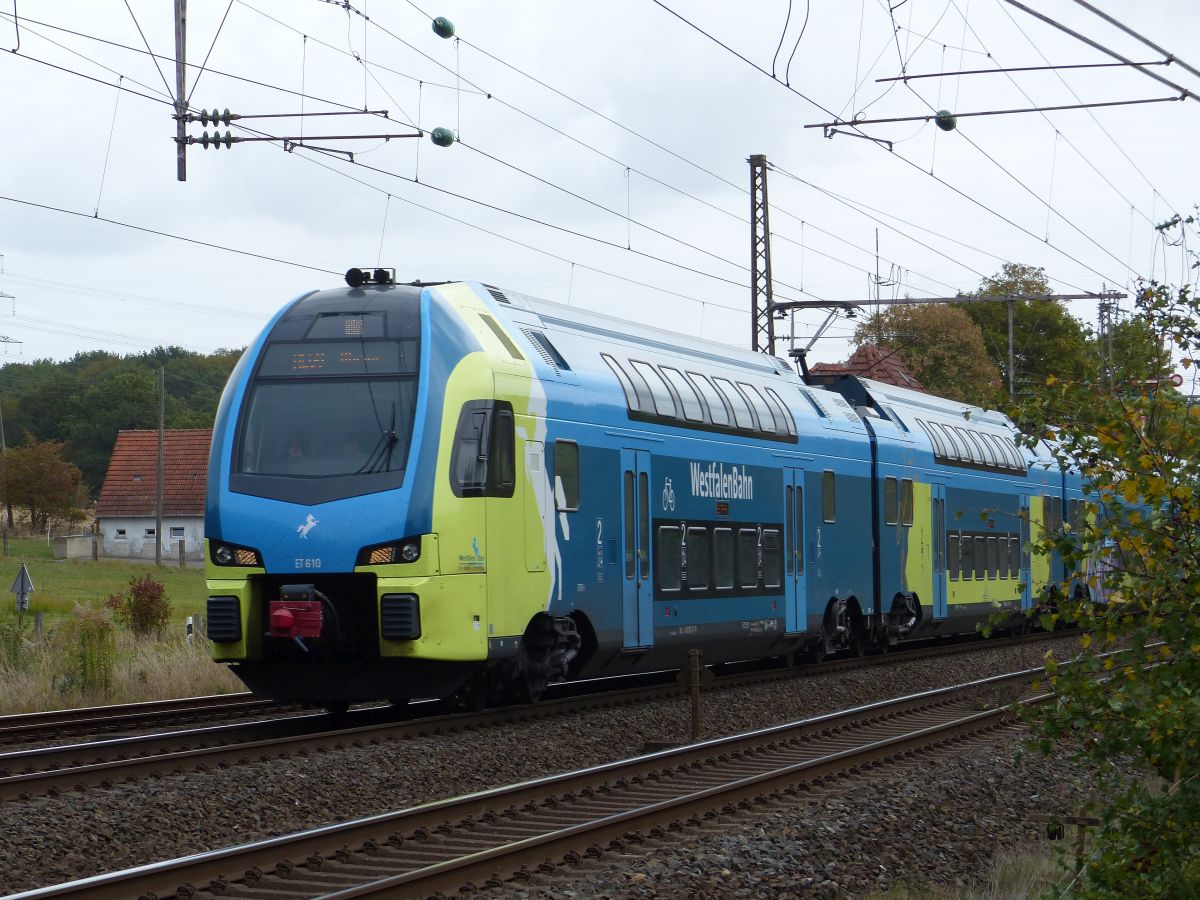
[358,401,399,475]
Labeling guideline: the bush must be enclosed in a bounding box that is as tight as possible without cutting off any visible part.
[0,616,29,669]
[106,573,172,637]
[52,607,115,697]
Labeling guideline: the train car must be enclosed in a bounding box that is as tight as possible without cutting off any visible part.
[204,271,1069,708]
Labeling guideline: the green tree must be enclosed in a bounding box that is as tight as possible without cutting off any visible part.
[0,434,88,532]
[852,303,1002,406]
[1010,282,1200,894]
[955,263,1096,395]
[1099,316,1173,387]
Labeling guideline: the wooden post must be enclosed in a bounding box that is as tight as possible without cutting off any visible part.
[2,532,7,557]
[178,538,186,568]
[33,611,43,638]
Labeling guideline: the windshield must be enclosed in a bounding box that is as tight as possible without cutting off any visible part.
[238,379,417,478]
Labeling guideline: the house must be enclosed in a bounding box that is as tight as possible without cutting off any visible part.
[95,429,212,561]
[809,343,925,391]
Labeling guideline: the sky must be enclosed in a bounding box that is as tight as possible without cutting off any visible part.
[0,1,1197,384]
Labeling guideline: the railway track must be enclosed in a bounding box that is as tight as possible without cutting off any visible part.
[0,693,286,747]
[9,665,1047,900]
[0,631,1061,802]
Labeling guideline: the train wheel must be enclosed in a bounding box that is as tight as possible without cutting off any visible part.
[851,630,869,658]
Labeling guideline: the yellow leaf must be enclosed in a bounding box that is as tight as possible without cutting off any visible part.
[1081,633,1092,649]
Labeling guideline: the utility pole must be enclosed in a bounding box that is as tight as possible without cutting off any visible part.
[1097,288,1116,387]
[174,0,187,181]
[156,367,164,566]
[749,155,775,354]
[1007,299,1016,399]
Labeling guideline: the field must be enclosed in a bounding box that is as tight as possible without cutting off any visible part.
[0,537,242,714]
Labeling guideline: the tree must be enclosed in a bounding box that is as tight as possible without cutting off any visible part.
[852,303,1002,407]
[1009,282,1200,893]
[0,435,88,532]
[955,263,1097,394]
[1099,316,1173,387]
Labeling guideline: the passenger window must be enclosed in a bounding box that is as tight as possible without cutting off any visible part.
[713,377,755,430]
[957,427,983,464]
[938,423,964,461]
[660,367,705,422]
[738,528,759,588]
[901,479,914,526]
[687,527,709,590]
[764,388,796,436]
[451,409,488,496]
[961,534,974,580]
[714,528,735,589]
[948,533,960,580]
[794,486,805,574]
[786,486,795,575]
[450,401,514,498]
[657,525,682,592]
[489,408,515,496]
[602,353,640,412]
[986,536,998,579]
[919,420,947,459]
[638,474,650,579]
[554,441,579,511]
[630,361,678,418]
[738,383,776,433]
[974,536,987,579]
[976,432,998,467]
[884,478,898,526]
[762,529,782,589]
[624,472,635,578]
[1009,536,1021,579]
[823,471,836,523]
[687,372,730,426]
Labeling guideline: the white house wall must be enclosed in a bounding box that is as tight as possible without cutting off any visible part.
[98,516,205,561]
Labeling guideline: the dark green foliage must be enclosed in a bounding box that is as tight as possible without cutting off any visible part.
[0,346,241,493]
[106,573,172,637]
[53,607,115,696]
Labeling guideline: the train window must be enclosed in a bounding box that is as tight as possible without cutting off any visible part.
[981,434,1007,470]
[974,536,987,580]
[738,529,759,588]
[823,471,837,523]
[1044,496,1062,534]
[660,367,705,422]
[975,432,998,467]
[1004,438,1026,471]
[657,526,682,592]
[786,487,794,574]
[764,388,796,436]
[687,372,731,426]
[960,534,974,580]
[794,486,805,574]
[948,532,960,580]
[554,441,579,511]
[738,383,776,433]
[602,354,641,412]
[489,409,515,496]
[713,377,755,430]
[687,527,710,590]
[714,528,735,589]
[638,474,651,579]
[1008,536,1021,579]
[901,479,914,527]
[918,420,947,459]
[956,427,983,464]
[762,529,783,589]
[884,478,899,526]
[630,361,678,418]
[986,536,998,579]
[451,409,488,495]
[624,472,635,579]
[936,423,963,461]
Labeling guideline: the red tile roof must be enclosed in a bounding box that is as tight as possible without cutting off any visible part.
[95,429,212,518]
[809,344,925,391]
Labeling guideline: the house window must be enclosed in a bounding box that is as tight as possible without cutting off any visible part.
[170,526,185,540]
[145,528,156,538]
[115,528,127,539]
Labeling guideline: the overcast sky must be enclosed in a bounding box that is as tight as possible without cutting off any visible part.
[0,1,1197,382]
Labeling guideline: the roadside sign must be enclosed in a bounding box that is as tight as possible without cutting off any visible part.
[10,562,34,612]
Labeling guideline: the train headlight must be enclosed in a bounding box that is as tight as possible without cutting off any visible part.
[357,537,421,566]
[211,541,262,567]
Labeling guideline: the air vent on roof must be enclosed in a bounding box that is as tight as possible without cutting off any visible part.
[483,284,511,304]
[520,328,571,374]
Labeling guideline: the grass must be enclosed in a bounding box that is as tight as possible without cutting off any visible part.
[869,843,1071,899]
[0,537,207,627]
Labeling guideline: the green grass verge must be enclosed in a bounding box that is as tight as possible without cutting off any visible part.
[0,537,206,626]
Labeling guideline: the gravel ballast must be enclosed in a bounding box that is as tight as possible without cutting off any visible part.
[0,635,1088,892]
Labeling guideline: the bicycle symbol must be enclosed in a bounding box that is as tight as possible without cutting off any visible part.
[662,477,676,511]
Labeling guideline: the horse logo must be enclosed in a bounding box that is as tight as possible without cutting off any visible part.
[297,514,319,539]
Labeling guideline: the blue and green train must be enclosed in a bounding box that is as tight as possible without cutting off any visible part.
[204,273,1083,707]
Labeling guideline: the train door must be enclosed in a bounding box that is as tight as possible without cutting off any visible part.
[1019,493,1033,611]
[784,468,806,634]
[931,483,948,619]
[620,449,654,649]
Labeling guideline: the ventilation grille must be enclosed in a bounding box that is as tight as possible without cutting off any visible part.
[520,328,571,374]
[380,594,421,641]
[206,596,242,643]
[483,284,510,304]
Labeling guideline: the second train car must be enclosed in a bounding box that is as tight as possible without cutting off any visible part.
[204,271,1080,708]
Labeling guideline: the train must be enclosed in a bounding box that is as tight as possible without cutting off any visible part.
[204,269,1084,710]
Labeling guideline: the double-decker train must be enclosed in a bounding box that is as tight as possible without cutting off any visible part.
[204,271,1082,709]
